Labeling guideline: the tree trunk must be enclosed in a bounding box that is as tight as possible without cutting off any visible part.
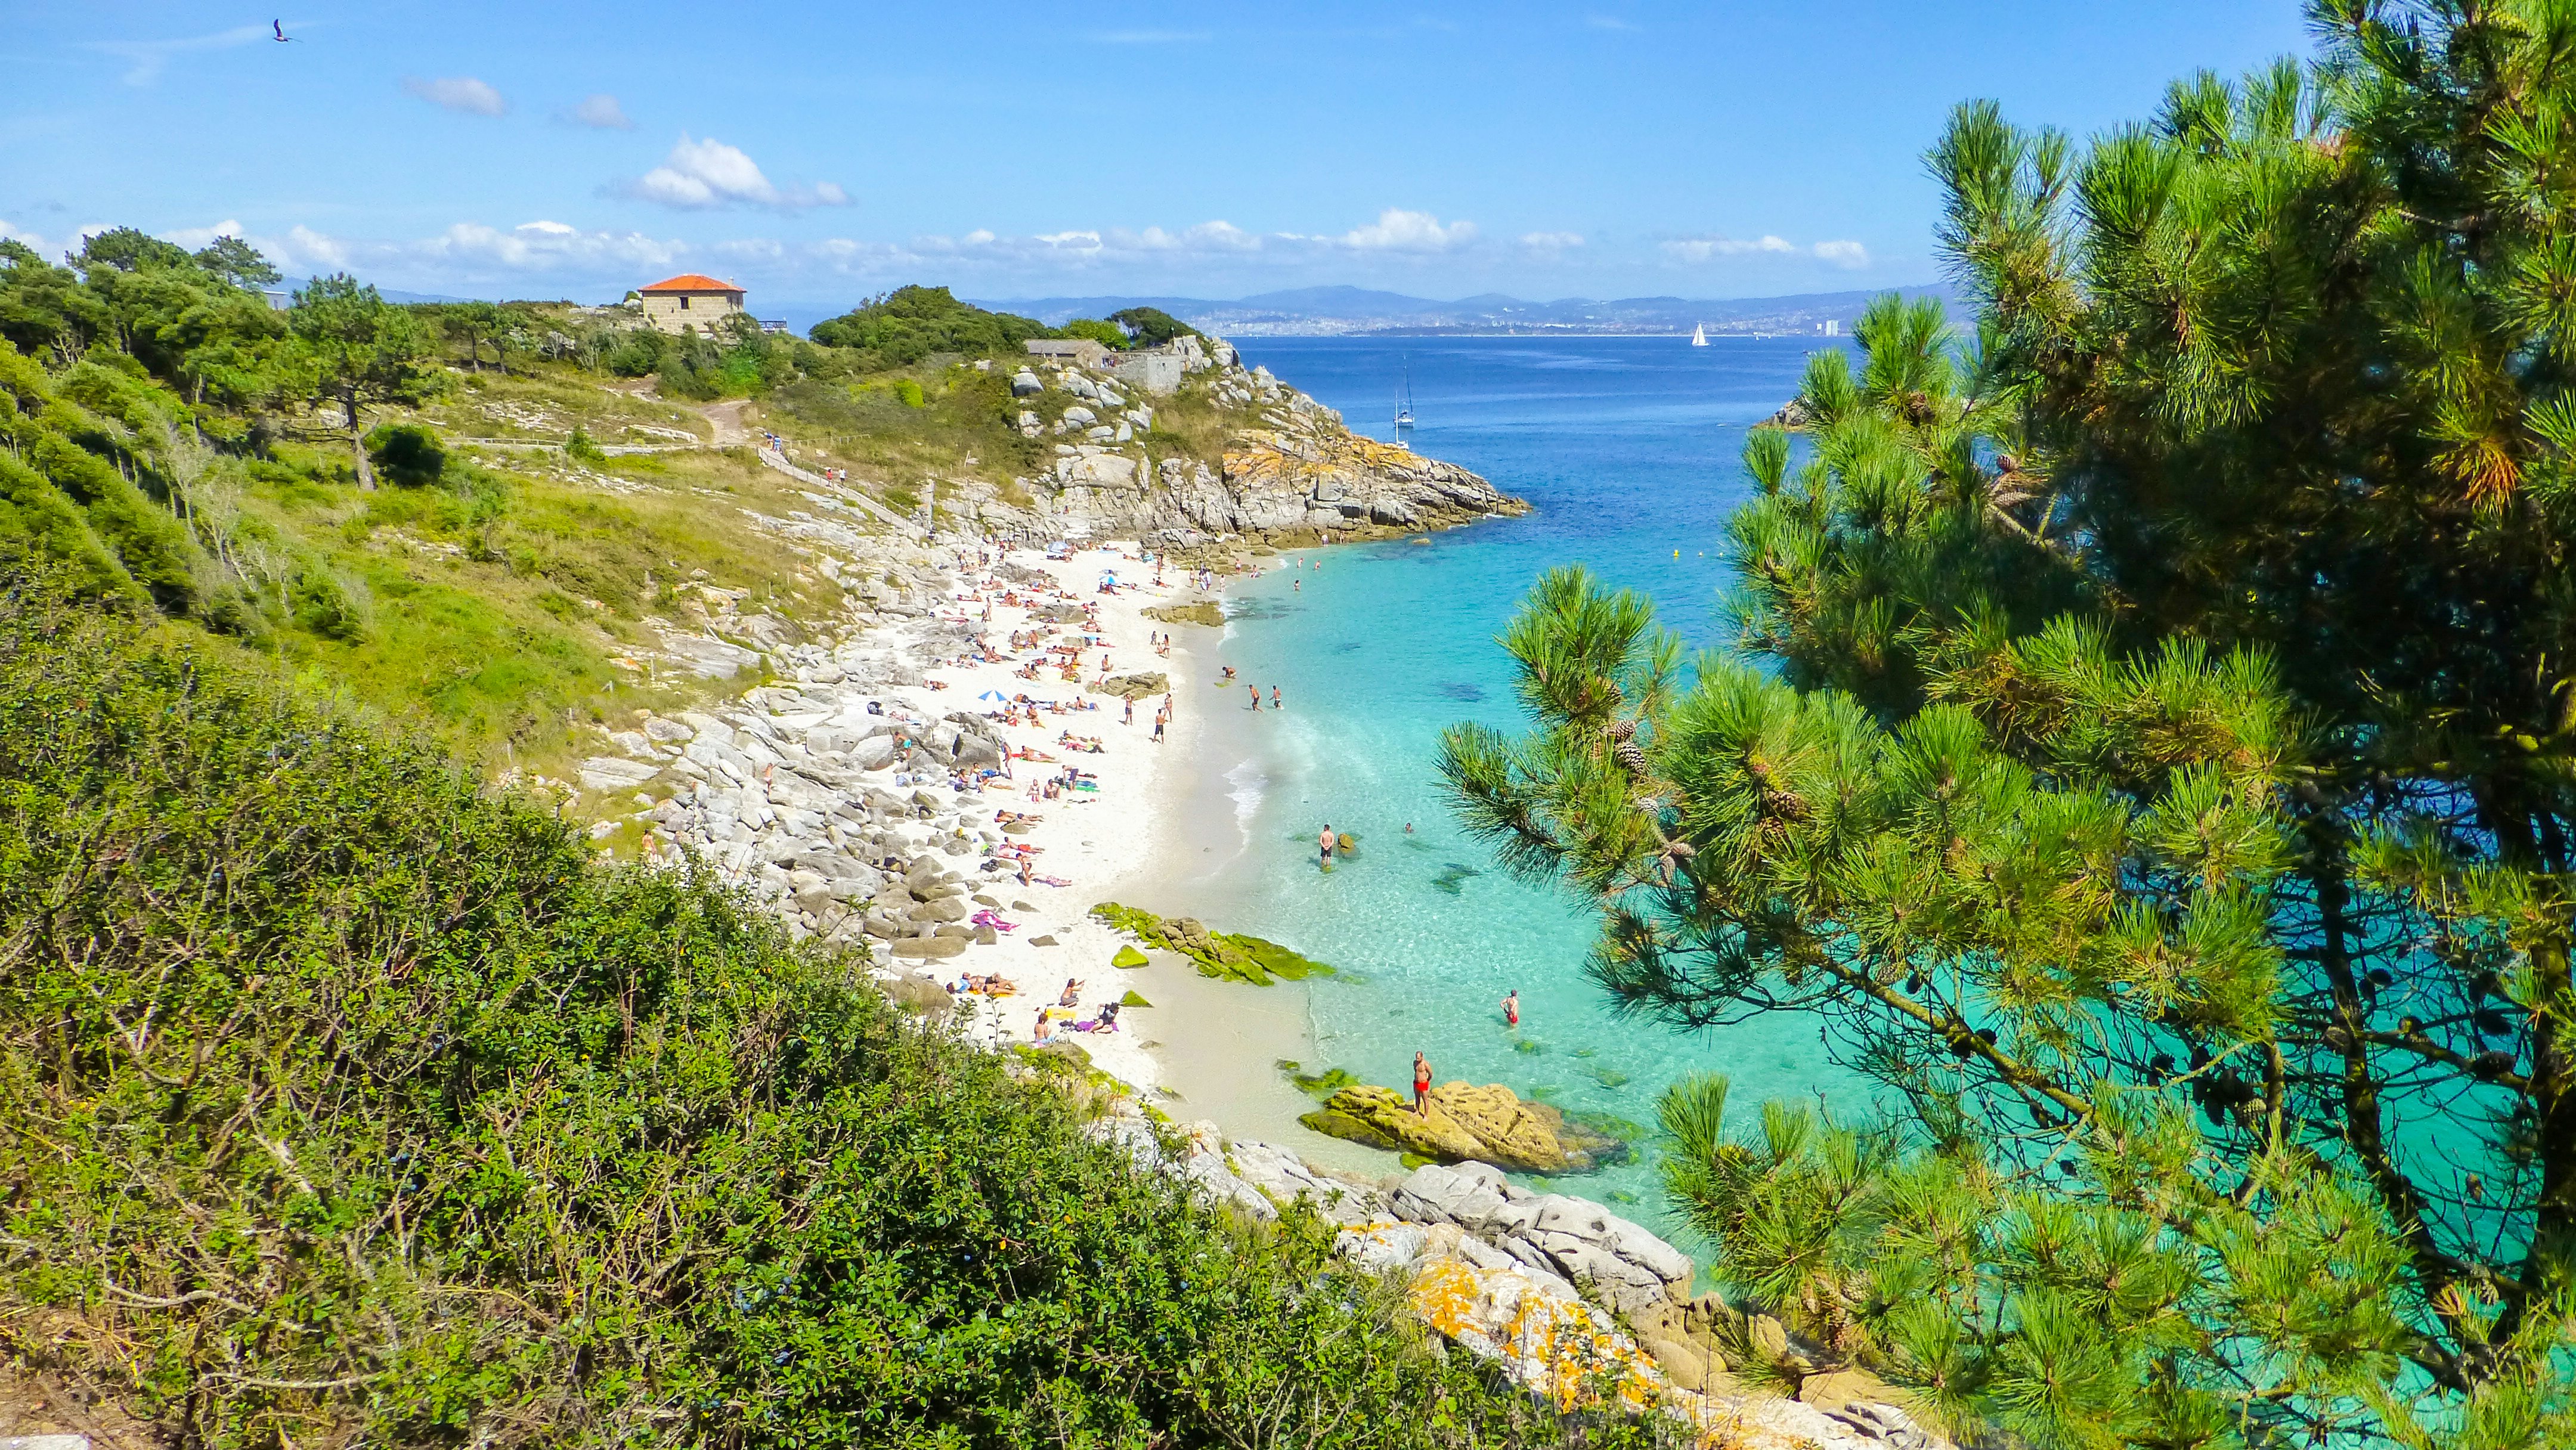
[343,389,374,491]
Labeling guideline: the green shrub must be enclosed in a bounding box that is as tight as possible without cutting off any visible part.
[807,285,1049,367]
[1109,306,1199,346]
[599,327,665,377]
[565,425,606,463]
[287,554,365,640]
[1058,317,1128,350]
[364,423,446,487]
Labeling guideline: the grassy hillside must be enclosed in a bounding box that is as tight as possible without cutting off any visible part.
[0,566,1676,1448]
[0,236,1257,794]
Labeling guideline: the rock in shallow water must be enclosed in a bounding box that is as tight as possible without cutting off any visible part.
[1300,1082,1626,1175]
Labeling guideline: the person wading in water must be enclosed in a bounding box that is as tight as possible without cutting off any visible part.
[1502,990,1520,1028]
[1319,823,1335,866]
[1413,1052,1432,1114]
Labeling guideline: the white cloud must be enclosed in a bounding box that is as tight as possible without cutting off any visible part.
[1519,231,1586,253]
[566,93,635,130]
[423,221,685,271]
[1662,234,1865,267]
[275,225,346,270]
[1585,14,1640,30]
[92,24,268,86]
[1333,209,1477,252]
[621,134,848,211]
[402,76,507,117]
[164,219,247,249]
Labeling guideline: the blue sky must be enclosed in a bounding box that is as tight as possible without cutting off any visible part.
[7,1,2312,309]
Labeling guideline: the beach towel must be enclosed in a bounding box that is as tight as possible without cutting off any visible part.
[970,909,1018,932]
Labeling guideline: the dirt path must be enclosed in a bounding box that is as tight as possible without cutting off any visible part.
[612,386,749,448]
[697,399,750,447]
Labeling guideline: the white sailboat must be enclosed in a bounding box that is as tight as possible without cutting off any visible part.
[1394,361,1416,431]
[1690,323,1708,346]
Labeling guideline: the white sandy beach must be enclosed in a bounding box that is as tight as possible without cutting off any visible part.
[890,540,1295,1094]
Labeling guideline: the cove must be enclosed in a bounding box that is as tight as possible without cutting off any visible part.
[1136,334,1866,1226]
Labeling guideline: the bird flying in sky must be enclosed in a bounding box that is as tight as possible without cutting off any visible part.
[273,20,295,42]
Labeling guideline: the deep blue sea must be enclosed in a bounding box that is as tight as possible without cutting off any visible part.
[1174,335,1861,1219]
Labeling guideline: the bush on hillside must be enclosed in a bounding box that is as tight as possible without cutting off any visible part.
[1057,317,1130,351]
[0,566,1654,1449]
[365,423,447,487]
[806,284,1052,367]
[1109,305,1200,346]
[597,327,666,377]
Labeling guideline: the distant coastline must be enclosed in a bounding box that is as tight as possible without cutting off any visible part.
[971,282,1945,340]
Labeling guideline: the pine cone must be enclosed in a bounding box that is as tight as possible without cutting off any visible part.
[1607,718,1636,742]
[1614,739,1649,776]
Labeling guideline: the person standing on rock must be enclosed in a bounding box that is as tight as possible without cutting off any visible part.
[1413,1052,1432,1115]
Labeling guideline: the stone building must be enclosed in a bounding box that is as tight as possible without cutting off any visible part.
[1024,337,1111,368]
[637,273,747,335]
[1110,349,1184,395]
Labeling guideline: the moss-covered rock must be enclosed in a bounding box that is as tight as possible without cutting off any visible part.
[1296,1082,1626,1174]
[1111,944,1149,968]
[1277,1059,1361,1098]
[1090,901,1334,986]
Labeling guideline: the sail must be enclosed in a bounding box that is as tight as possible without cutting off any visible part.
[1690,323,1708,346]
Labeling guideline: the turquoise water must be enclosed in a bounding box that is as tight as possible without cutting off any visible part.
[1186,336,1860,1219]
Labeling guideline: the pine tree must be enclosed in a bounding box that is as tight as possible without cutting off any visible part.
[1444,5,2576,1442]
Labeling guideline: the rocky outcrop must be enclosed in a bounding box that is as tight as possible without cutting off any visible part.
[1301,1082,1627,1175]
[1094,1113,1948,1450]
[1213,404,1523,535]
[992,343,1524,548]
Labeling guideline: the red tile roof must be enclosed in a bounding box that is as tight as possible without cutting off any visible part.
[639,273,744,295]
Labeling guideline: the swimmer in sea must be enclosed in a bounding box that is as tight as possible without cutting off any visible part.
[1502,990,1520,1028]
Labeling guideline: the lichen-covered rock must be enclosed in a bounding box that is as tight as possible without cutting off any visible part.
[1300,1082,1626,1174]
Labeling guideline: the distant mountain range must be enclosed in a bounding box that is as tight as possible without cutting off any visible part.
[973,284,1953,337]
